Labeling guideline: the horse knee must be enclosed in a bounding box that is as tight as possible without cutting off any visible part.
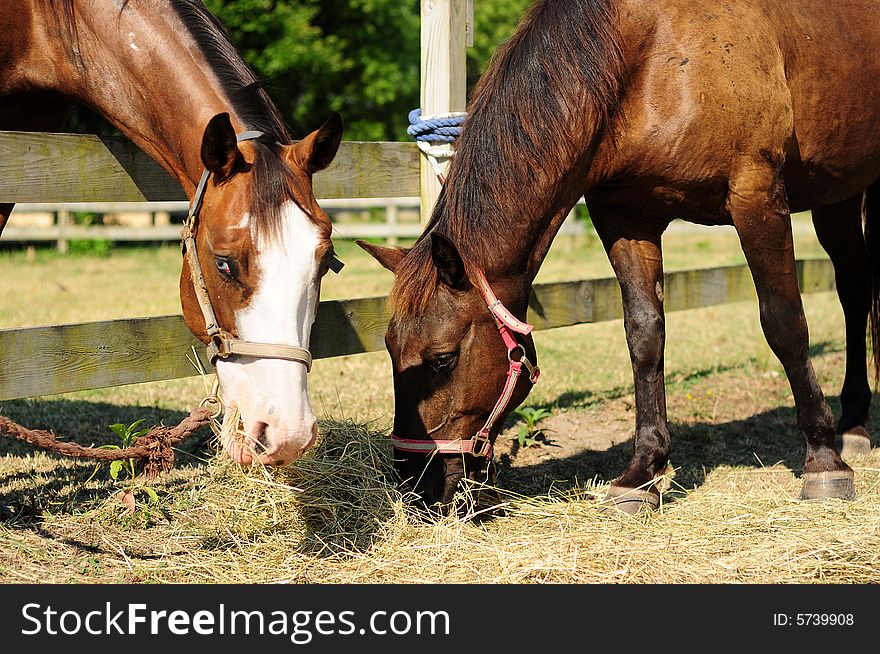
[625,306,665,365]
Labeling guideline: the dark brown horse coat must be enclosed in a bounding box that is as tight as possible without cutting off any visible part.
[362,0,880,508]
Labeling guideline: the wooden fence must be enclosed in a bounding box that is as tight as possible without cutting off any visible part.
[4,198,428,249]
[0,131,419,203]
[0,258,836,401]
[4,197,588,249]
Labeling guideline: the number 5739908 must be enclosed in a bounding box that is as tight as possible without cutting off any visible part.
[796,614,853,626]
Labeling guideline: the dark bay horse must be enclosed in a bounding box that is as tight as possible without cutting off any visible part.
[360,0,880,510]
[1,1,343,467]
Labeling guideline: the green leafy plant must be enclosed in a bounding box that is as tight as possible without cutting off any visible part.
[513,407,552,448]
[88,419,160,511]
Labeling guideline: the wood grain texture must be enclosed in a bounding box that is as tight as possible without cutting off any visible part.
[419,0,468,222]
[0,261,836,400]
[315,141,419,199]
[0,316,208,401]
[1,223,426,243]
[0,131,183,202]
[0,132,418,202]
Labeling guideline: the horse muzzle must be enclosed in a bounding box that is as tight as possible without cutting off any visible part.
[220,406,318,466]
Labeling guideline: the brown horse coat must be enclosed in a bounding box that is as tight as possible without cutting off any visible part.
[363,0,880,508]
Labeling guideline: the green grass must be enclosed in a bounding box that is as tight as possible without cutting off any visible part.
[0,213,827,322]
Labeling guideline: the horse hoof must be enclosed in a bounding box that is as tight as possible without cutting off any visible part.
[799,470,856,501]
[599,486,660,515]
[838,428,872,460]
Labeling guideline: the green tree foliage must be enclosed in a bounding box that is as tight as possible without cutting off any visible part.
[67,0,534,141]
[469,0,532,88]
[204,0,421,140]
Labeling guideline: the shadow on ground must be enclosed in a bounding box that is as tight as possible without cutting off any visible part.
[0,397,214,460]
[497,391,873,499]
[0,397,214,524]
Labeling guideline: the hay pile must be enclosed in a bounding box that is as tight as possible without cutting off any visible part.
[12,418,877,584]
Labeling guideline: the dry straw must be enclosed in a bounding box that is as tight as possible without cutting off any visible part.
[7,417,877,585]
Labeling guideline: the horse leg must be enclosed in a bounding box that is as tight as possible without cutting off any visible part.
[730,165,854,501]
[811,194,873,459]
[592,211,670,513]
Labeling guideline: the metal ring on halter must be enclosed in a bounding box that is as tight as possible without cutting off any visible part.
[470,433,493,458]
[198,379,224,419]
[507,343,526,364]
[198,395,224,420]
[507,343,540,384]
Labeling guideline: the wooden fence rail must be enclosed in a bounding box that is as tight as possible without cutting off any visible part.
[0,131,419,202]
[0,258,836,401]
[0,222,432,243]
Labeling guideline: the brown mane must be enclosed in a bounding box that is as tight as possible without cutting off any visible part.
[390,0,625,317]
[51,0,316,243]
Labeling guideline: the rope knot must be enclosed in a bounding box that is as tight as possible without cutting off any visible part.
[135,426,177,479]
[407,108,466,143]
[407,108,467,183]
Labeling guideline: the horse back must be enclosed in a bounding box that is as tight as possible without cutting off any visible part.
[590,0,880,217]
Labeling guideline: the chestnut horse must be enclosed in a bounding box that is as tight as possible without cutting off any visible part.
[1,1,343,467]
[360,0,880,510]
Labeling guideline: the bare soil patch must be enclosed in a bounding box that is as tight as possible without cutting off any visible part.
[494,347,868,497]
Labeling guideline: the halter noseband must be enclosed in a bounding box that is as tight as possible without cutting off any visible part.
[391,271,540,459]
[182,129,341,371]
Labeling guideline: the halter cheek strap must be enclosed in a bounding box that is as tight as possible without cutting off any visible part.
[182,129,338,371]
[391,271,540,459]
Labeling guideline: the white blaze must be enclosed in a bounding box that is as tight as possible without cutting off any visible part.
[215,201,321,465]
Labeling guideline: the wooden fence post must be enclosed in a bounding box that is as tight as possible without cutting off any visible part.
[387,203,399,246]
[57,208,69,255]
[419,0,468,224]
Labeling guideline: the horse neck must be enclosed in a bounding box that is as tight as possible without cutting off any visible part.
[442,129,598,283]
[39,3,252,195]
[437,0,625,283]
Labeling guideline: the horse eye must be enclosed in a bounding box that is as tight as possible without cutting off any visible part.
[429,352,458,372]
[215,256,236,280]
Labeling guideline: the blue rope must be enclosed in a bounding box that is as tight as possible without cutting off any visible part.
[407,108,465,143]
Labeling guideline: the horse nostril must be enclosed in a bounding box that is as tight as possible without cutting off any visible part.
[252,421,270,453]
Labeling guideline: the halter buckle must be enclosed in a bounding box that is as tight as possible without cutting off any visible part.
[207,332,232,364]
[470,432,493,458]
[508,344,541,384]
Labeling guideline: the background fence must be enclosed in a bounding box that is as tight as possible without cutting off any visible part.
[4,197,588,250]
[0,258,835,401]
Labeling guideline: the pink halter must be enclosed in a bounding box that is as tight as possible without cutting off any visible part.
[391,271,540,459]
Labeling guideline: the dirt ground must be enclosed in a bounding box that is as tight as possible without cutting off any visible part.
[492,344,870,498]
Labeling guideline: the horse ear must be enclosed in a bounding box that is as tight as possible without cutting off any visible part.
[431,233,470,291]
[200,112,245,181]
[293,112,343,175]
[356,240,408,273]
